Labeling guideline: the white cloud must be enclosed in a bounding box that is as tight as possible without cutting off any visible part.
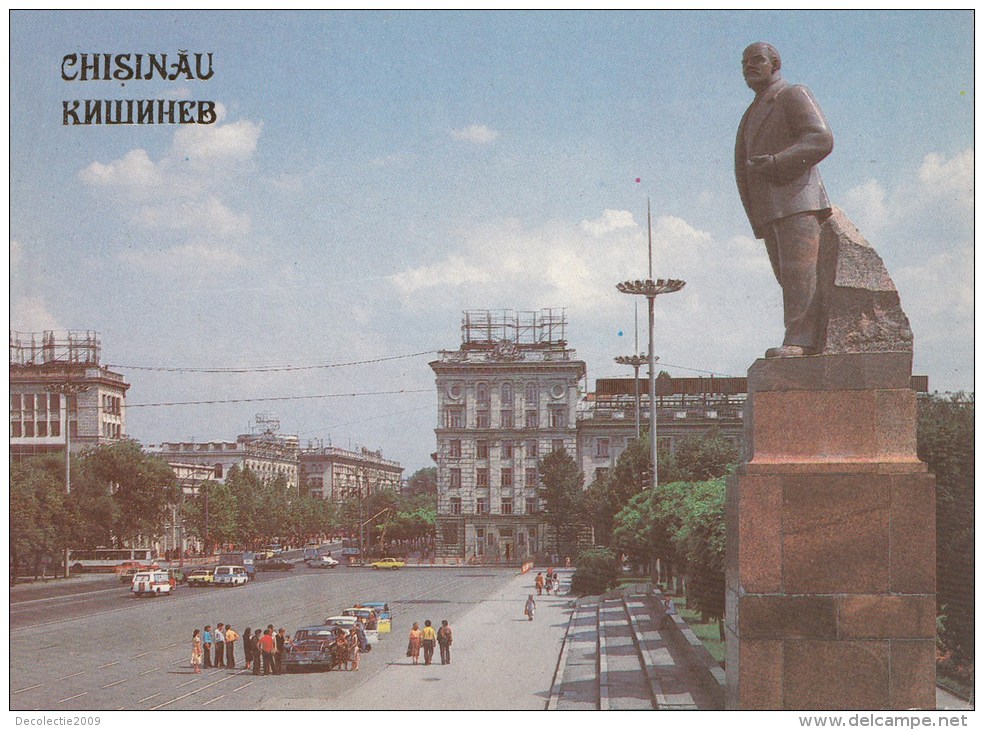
[842,179,889,232]
[917,148,973,211]
[79,110,261,240]
[581,209,637,236]
[451,124,499,145]
[11,295,60,332]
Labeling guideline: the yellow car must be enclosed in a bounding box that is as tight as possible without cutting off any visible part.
[370,557,406,570]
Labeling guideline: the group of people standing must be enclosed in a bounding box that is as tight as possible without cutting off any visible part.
[533,568,562,596]
[190,623,241,674]
[407,620,453,665]
[190,624,290,676]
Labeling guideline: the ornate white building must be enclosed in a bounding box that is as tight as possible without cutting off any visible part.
[431,310,585,562]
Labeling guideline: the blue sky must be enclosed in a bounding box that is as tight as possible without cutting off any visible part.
[9,10,974,474]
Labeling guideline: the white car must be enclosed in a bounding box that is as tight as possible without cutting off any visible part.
[131,570,174,597]
[323,615,377,646]
[306,555,339,569]
[213,565,248,586]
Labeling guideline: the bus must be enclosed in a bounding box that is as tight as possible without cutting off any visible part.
[340,539,360,557]
[68,547,155,573]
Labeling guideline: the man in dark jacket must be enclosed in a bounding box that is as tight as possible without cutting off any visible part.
[735,42,834,358]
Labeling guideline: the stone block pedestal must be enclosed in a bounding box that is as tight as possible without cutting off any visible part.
[725,353,936,710]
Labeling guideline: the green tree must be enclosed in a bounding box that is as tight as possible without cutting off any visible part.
[75,440,179,547]
[918,392,974,681]
[10,455,67,579]
[183,480,238,553]
[404,467,437,497]
[660,428,739,483]
[672,478,727,630]
[569,547,620,596]
[538,448,585,559]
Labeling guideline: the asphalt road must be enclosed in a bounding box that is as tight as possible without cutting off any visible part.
[9,563,569,712]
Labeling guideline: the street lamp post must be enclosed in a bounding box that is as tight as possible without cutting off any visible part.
[45,382,90,578]
[614,354,648,439]
[615,200,685,489]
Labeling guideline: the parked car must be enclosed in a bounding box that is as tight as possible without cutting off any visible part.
[213,565,248,586]
[186,568,214,587]
[256,558,295,572]
[370,557,406,570]
[284,626,350,672]
[341,607,381,643]
[119,566,141,583]
[356,601,392,633]
[131,570,174,597]
[306,555,339,569]
[323,615,375,647]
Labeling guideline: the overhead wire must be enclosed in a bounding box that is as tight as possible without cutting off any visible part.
[108,349,439,374]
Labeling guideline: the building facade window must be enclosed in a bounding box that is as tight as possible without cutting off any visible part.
[450,468,462,488]
[446,407,464,428]
[501,498,513,515]
[501,468,513,487]
[476,440,489,459]
[526,439,538,457]
[525,467,538,486]
[450,439,461,458]
[500,410,514,428]
[596,438,610,458]
[525,382,538,404]
[449,497,462,516]
[476,411,490,429]
[552,439,565,453]
[476,498,489,515]
[501,381,513,406]
[477,382,490,406]
[502,440,514,459]
[476,468,489,488]
[525,410,538,429]
[549,408,566,428]
[525,497,537,514]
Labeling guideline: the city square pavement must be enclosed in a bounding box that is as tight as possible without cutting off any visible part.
[267,569,572,710]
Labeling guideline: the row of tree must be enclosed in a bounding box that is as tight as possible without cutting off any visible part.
[10,441,439,577]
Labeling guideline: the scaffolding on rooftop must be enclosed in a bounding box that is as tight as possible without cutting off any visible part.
[461,309,567,348]
[9,330,101,366]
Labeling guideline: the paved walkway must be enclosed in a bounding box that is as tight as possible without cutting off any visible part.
[312,569,572,710]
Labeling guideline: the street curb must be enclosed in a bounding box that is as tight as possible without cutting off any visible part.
[546,600,577,710]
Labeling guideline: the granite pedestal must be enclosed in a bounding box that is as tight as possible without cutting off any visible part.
[725,352,936,710]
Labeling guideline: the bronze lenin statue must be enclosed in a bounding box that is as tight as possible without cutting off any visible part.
[735,42,833,358]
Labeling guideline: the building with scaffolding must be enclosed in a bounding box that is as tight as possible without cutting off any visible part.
[299,442,403,501]
[150,413,299,490]
[9,330,130,458]
[431,309,586,562]
[576,375,747,484]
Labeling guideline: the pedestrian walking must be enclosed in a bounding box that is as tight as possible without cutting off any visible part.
[191,629,203,674]
[348,627,361,671]
[524,594,536,621]
[551,573,561,594]
[243,628,253,670]
[407,622,422,665]
[202,625,213,669]
[333,629,349,671]
[437,620,453,665]
[250,630,262,675]
[213,623,225,668]
[534,572,545,596]
[258,629,276,675]
[421,620,437,665]
[225,624,239,668]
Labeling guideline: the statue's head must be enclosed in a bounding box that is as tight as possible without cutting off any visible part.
[742,42,781,92]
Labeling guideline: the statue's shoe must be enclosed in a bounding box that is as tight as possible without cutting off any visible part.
[764,345,817,358]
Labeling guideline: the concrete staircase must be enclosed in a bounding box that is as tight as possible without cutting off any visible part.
[549,584,725,711]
